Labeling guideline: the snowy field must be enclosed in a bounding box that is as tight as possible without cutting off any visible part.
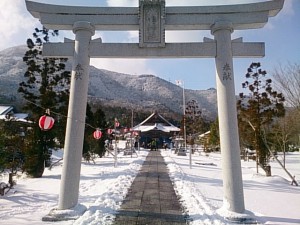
[0,144,299,225]
[163,150,300,225]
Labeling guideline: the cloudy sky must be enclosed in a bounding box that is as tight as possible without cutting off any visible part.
[0,0,299,93]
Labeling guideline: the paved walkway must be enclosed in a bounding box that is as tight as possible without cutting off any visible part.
[113,150,188,225]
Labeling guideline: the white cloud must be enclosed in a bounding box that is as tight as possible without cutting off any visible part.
[166,30,212,42]
[0,0,39,50]
[260,0,294,30]
[127,31,139,43]
[106,0,265,7]
[106,0,137,7]
[279,0,294,16]
[165,0,257,6]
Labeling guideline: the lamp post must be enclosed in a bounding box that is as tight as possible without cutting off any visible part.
[114,118,119,167]
[176,80,189,167]
[185,99,202,169]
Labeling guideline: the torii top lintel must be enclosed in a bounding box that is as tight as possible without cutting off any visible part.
[26,0,284,31]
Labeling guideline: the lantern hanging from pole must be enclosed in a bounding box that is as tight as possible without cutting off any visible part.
[93,129,102,139]
[114,119,120,127]
[107,128,113,134]
[39,115,55,131]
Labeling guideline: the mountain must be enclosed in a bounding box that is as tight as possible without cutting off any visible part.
[0,46,217,119]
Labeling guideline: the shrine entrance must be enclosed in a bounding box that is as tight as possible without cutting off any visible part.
[26,0,284,220]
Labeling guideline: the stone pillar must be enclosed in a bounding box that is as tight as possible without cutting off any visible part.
[211,21,245,214]
[58,21,95,210]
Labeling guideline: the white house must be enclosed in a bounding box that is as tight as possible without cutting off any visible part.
[0,105,29,122]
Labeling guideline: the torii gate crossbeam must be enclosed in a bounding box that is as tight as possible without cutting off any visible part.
[26,0,283,30]
[43,40,265,58]
[25,0,284,222]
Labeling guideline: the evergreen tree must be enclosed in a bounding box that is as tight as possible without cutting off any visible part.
[237,62,285,175]
[0,119,25,186]
[208,117,220,151]
[83,104,107,161]
[184,100,209,153]
[18,27,70,177]
[185,100,209,137]
[92,107,107,157]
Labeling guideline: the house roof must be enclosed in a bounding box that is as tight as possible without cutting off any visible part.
[0,105,29,122]
[133,112,180,133]
[0,106,14,115]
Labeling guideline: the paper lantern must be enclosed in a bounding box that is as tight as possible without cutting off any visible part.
[39,115,55,131]
[93,129,102,139]
[107,128,113,134]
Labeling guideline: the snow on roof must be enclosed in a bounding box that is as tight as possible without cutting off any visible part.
[133,112,180,133]
[199,131,210,138]
[0,115,30,122]
[0,106,13,115]
[0,105,29,122]
[134,123,180,133]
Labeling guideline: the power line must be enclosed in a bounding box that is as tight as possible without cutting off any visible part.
[23,99,103,130]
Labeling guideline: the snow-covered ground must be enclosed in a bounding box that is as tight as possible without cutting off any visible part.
[0,144,299,225]
[163,150,300,225]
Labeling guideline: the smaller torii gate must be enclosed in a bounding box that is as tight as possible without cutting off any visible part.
[25,0,284,221]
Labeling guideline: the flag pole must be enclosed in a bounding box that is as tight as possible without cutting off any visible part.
[176,80,189,168]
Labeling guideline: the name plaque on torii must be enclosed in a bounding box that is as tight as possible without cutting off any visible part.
[25,0,284,222]
[139,0,166,47]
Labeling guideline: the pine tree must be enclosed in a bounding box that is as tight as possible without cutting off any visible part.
[83,105,107,161]
[208,117,220,151]
[83,104,95,162]
[185,100,209,136]
[18,27,70,177]
[0,119,26,188]
[237,62,285,175]
[92,107,107,157]
[184,100,209,153]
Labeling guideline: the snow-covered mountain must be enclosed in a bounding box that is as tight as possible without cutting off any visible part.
[0,46,217,119]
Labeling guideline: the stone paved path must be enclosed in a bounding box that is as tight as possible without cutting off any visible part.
[113,150,188,225]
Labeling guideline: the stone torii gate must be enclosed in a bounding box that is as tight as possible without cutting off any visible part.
[26,0,284,221]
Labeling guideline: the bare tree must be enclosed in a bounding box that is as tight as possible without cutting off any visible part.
[272,62,300,109]
[272,109,299,167]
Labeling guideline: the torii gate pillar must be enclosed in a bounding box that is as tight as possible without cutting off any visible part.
[212,21,245,213]
[58,21,95,210]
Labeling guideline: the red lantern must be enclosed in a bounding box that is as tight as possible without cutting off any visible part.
[93,129,102,139]
[39,115,55,131]
[107,128,113,134]
[124,128,128,133]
